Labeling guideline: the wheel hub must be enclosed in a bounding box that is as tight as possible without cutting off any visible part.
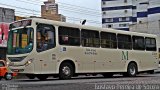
[130,66,136,75]
[62,66,71,76]
[6,73,12,80]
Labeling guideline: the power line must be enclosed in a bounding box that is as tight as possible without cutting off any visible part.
[15,0,102,17]
[57,2,101,14]
[0,3,40,13]
[16,10,40,16]
[24,0,101,12]
[37,14,102,24]
[59,8,101,17]
[0,2,102,26]
[66,16,102,24]
[12,10,102,24]
[15,0,42,6]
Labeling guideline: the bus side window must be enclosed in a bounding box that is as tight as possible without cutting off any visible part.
[145,37,156,51]
[36,24,55,52]
[37,31,45,52]
[45,31,55,49]
[100,32,117,49]
[81,29,100,47]
[117,34,132,50]
[132,36,145,50]
[58,26,80,46]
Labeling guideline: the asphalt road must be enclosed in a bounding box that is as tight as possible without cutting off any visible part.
[1,73,160,90]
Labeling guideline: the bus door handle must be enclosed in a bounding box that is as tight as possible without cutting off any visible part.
[40,60,43,61]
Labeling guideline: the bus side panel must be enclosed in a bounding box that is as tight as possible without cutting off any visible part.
[57,46,94,73]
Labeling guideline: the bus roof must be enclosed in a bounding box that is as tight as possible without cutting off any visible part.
[15,18,157,38]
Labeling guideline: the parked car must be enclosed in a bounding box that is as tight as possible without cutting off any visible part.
[0,60,17,80]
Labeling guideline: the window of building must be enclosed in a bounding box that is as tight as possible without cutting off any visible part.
[102,1,106,5]
[145,37,156,51]
[124,10,128,13]
[101,32,117,48]
[117,34,132,49]
[59,26,80,46]
[124,0,127,3]
[119,24,129,27]
[103,12,106,15]
[106,18,113,22]
[132,36,145,50]
[81,29,100,47]
[119,17,130,22]
[37,24,55,52]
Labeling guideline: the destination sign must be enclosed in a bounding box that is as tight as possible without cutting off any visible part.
[9,20,32,29]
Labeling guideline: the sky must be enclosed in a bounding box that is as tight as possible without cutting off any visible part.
[0,0,102,27]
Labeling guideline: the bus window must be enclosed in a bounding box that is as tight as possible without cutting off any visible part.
[132,36,145,50]
[36,24,55,52]
[117,34,132,49]
[59,26,80,46]
[81,29,100,47]
[7,28,34,55]
[145,37,156,51]
[100,32,117,49]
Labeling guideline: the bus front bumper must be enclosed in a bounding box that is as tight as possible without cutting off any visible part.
[8,63,34,74]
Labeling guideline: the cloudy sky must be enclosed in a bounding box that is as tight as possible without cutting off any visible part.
[0,0,102,27]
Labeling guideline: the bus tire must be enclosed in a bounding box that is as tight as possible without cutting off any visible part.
[124,63,137,77]
[5,73,13,80]
[59,62,73,80]
[36,75,48,81]
[26,74,35,79]
[102,73,113,78]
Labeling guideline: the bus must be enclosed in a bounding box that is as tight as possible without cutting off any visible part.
[6,18,159,80]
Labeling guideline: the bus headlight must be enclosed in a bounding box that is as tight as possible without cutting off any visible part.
[25,59,33,66]
[6,62,10,65]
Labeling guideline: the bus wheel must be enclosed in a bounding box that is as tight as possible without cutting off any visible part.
[102,73,113,78]
[5,73,13,80]
[37,75,48,80]
[124,63,137,77]
[26,74,35,79]
[59,62,73,80]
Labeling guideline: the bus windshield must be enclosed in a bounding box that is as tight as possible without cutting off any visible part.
[7,27,34,55]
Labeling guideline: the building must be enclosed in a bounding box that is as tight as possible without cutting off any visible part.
[0,7,15,47]
[101,0,137,31]
[129,0,160,47]
[14,16,26,21]
[0,7,15,23]
[41,0,66,22]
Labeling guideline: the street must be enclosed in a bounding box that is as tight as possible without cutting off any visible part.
[1,73,160,90]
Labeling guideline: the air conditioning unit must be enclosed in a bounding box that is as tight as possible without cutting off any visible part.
[139,21,142,23]
[124,10,128,13]
[103,12,106,15]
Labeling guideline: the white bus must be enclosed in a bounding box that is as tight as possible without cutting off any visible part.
[7,18,159,80]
